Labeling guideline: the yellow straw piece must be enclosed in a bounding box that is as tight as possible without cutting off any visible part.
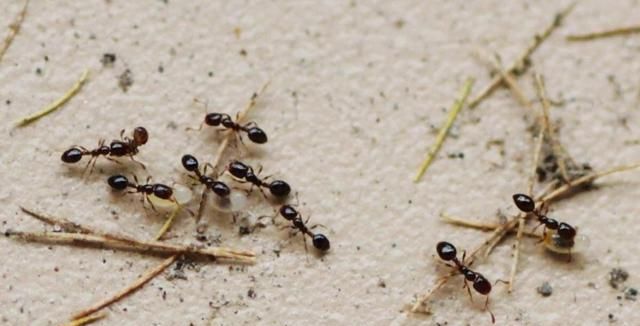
[414,78,474,182]
[15,69,90,127]
[61,312,106,326]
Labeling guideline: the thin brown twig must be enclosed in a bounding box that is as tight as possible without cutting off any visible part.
[6,230,256,263]
[566,25,640,41]
[487,55,533,109]
[70,255,176,321]
[468,3,576,108]
[0,0,29,63]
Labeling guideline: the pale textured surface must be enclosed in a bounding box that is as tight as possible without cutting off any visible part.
[1,1,640,325]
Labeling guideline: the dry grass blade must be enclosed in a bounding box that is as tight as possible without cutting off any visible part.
[468,3,576,108]
[15,69,90,127]
[154,204,181,240]
[567,25,640,41]
[440,213,540,238]
[414,78,474,182]
[0,0,29,63]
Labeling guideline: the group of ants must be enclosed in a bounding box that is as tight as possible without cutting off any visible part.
[60,109,582,323]
[435,192,577,323]
[60,111,331,253]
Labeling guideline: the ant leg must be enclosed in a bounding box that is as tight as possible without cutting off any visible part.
[185,122,204,132]
[146,195,158,212]
[484,295,496,324]
[85,156,100,178]
[129,155,146,170]
[463,280,474,303]
[105,156,123,165]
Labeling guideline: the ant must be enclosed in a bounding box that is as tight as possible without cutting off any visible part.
[227,160,291,198]
[61,127,148,174]
[181,154,231,198]
[436,241,495,323]
[277,204,330,252]
[512,193,577,243]
[107,174,174,210]
[202,112,268,144]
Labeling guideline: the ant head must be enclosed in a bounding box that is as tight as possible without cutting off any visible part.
[472,274,492,295]
[228,160,249,179]
[133,127,149,145]
[181,154,199,172]
[108,175,129,191]
[512,193,535,213]
[436,241,457,261]
[211,181,231,197]
[152,184,173,200]
[205,113,223,126]
[269,180,291,198]
[557,222,576,239]
[61,148,83,163]
[312,233,331,251]
[247,127,268,144]
[279,205,298,220]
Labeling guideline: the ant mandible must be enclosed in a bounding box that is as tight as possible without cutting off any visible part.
[181,154,231,198]
[203,112,267,144]
[227,160,291,198]
[107,174,174,210]
[61,127,148,174]
[277,204,330,252]
[436,241,495,323]
[512,194,577,243]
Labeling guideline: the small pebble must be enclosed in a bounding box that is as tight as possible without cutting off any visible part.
[537,282,553,297]
[624,287,637,301]
[609,268,629,289]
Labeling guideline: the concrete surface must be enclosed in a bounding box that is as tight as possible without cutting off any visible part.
[1,1,639,325]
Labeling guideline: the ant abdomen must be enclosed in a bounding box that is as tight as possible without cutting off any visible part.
[205,113,224,126]
[312,234,331,251]
[472,276,492,295]
[246,127,268,144]
[268,180,291,197]
[109,141,130,156]
[108,174,130,190]
[152,184,173,200]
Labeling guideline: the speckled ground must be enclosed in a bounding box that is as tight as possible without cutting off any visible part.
[1,1,639,325]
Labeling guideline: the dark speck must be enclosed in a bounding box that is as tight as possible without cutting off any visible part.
[537,282,553,297]
[5,100,10,105]
[247,288,257,299]
[624,287,637,300]
[208,71,214,77]
[35,67,42,75]
[118,69,134,92]
[239,49,247,56]
[101,53,116,67]
[609,268,629,289]
[158,65,164,73]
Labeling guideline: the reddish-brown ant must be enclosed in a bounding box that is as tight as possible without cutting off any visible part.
[61,127,148,175]
[181,154,231,198]
[107,174,174,210]
[227,160,291,198]
[277,204,330,252]
[436,241,495,323]
[512,194,577,243]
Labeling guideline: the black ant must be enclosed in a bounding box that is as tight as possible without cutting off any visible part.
[197,111,267,144]
[181,154,231,198]
[227,160,291,198]
[436,241,495,323]
[107,174,174,210]
[61,127,148,174]
[512,193,577,243]
[277,204,330,252]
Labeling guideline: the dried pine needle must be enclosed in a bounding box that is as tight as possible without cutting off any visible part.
[62,313,106,326]
[70,256,177,321]
[0,0,29,63]
[567,25,640,41]
[15,69,90,127]
[414,78,474,182]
